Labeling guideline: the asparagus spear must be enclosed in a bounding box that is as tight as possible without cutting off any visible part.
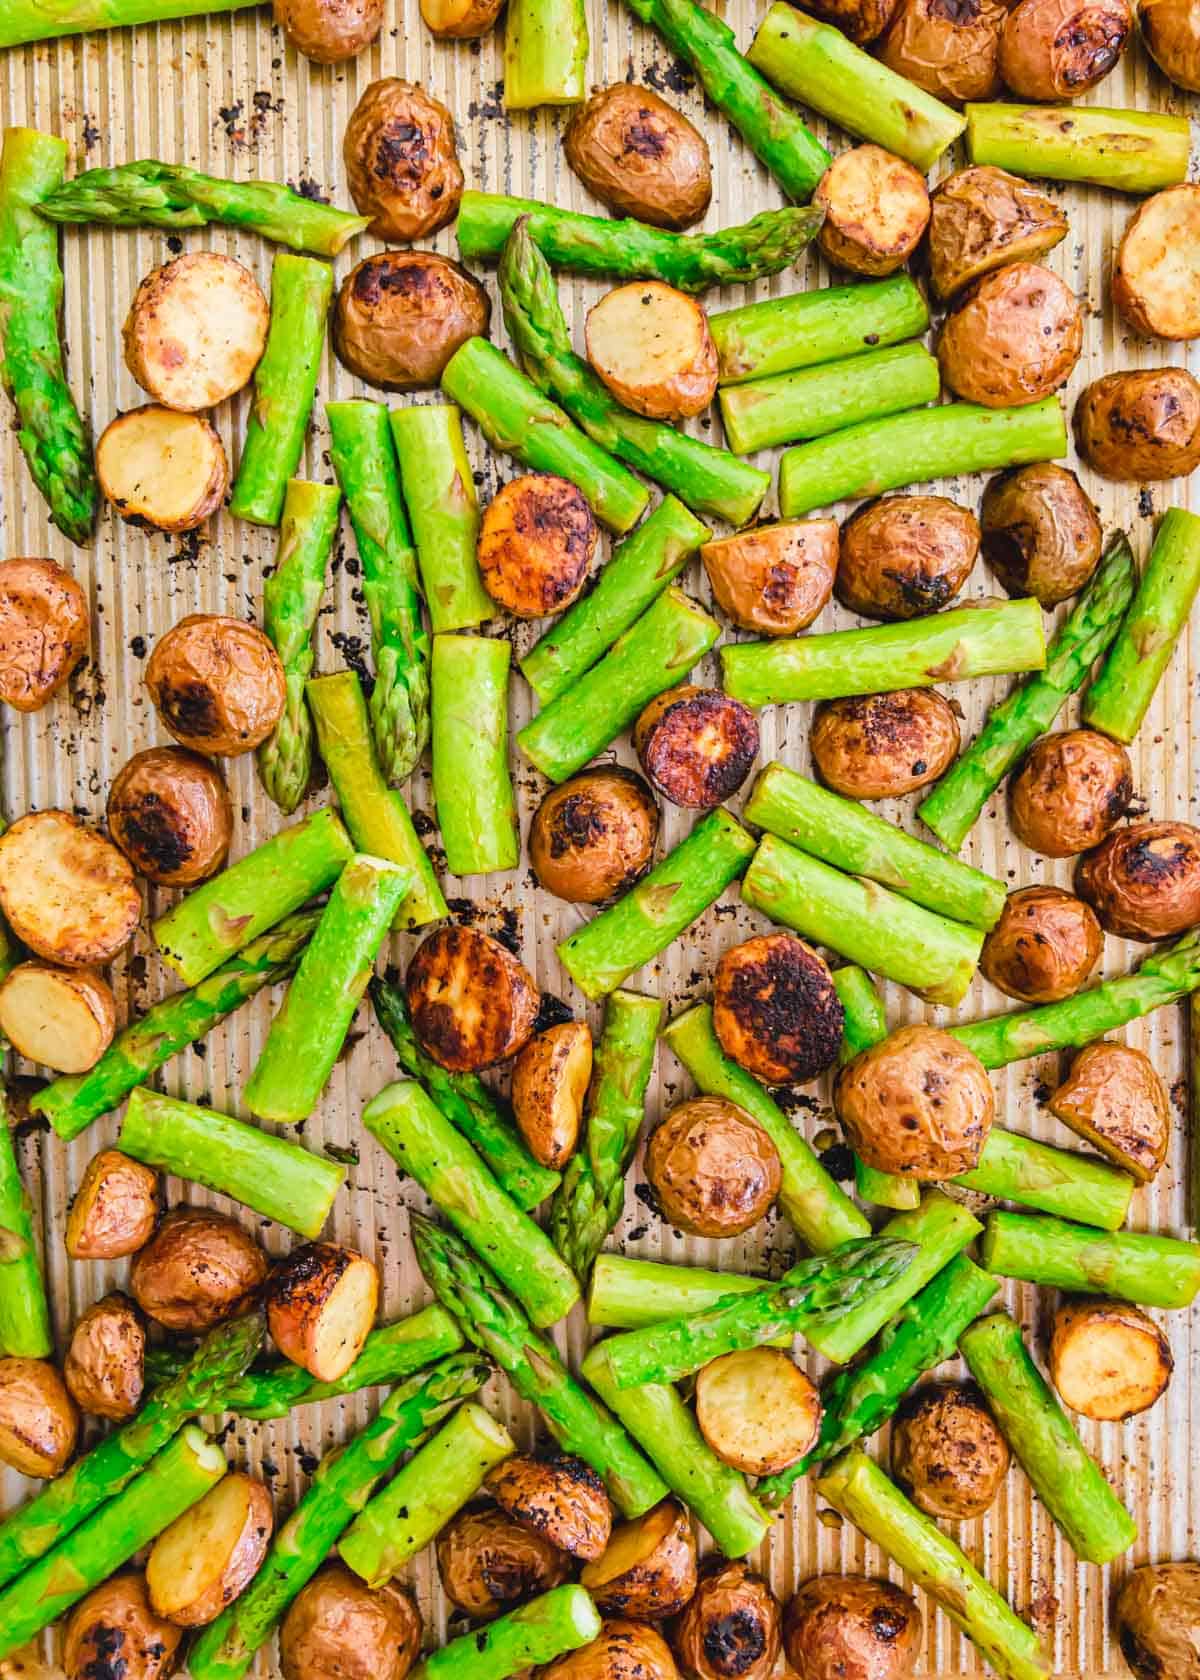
[431,634,519,876]
[832,965,918,1213]
[558,809,755,999]
[1193,991,1200,1235]
[718,341,940,457]
[499,219,769,526]
[412,1213,668,1516]
[412,1586,602,1680]
[339,1401,515,1585]
[588,1253,788,1336]
[710,275,929,386]
[966,102,1190,193]
[244,855,410,1125]
[0,128,96,545]
[504,0,588,107]
[365,1082,580,1329]
[0,1090,51,1357]
[981,1209,1200,1308]
[442,339,650,535]
[919,532,1137,849]
[187,1353,492,1680]
[390,405,492,634]
[327,401,429,783]
[1,0,257,48]
[955,1128,1133,1230]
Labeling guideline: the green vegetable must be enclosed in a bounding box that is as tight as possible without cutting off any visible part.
[710,275,929,386]
[966,101,1191,192]
[431,634,519,876]
[412,1587,602,1680]
[955,1128,1133,1230]
[504,0,588,107]
[981,1209,1200,1308]
[1,0,257,48]
[390,404,493,634]
[587,1254,793,1340]
[718,341,940,456]
[0,1092,51,1356]
[831,965,918,1213]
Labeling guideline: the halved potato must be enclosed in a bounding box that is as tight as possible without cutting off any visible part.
[1113,185,1200,341]
[437,1507,571,1617]
[123,252,269,412]
[0,557,89,711]
[406,925,540,1072]
[419,0,503,34]
[814,145,930,277]
[581,1501,698,1620]
[64,1292,145,1421]
[633,686,759,811]
[1047,1042,1170,1183]
[1049,1298,1173,1421]
[585,282,718,421]
[108,746,233,886]
[712,932,843,1086]
[701,519,838,636]
[928,166,1068,301]
[66,1149,160,1261]
[694,1349,821,1476]
[0,810,141,966]
[0,1356,79,1477]
[96,406,228,532]
[486,1452,613,1561]
[147,1470,274,1626]
[511,1021,593,1171]
[0,962,115,1073]
[266,1241,379,1381]
[478,474,597,619]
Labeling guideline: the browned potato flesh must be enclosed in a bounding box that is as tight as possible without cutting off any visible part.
[1050,1298,1172,1420]
[980,464,1102,607]
[876,0,1005,101]
[281,1563,423,1680]
[419,0,503,37]
[890,1381,1009,1521]
[999,0,1131,97]
[1076,819,1200,939]
[694,1349,822,1476]
[0,961,115,1073]
[835,1024,994,1178]
[145,614,286,757]
[1074,368,1200,480]
[1113,185,1200,341]
[147,1470,274,1626]
[927,166,1068,301]
[783,1576,922,1680]
[938,262,1083,408]
[811,690,960,800]
[108,746,233,886]
[1139,0,1200,89]
[63,1574,182,1680]
[712,932,843,1085]
[580,1500,697,1620]
[124,253,268,411]
[343,80,464,242]
[1048,1042,1170,1183]
[512,1020,593,1170]
[701,519,838,636]
[813,145,930,277]
[646,1096,781,1237]
[478,474,597,618]
[0,556,89,711]
[64,1293,145,1421]
[565,86,712,230]
[66,1149,159,1262]
[96,406,228,533]
[980,886,1102,1004]
[586,282,718,421]
[266,1241,379,1382]
[273,0,383,60]
[130,1208,268,1332]
[437,1506,571,1617]
[633,685,759,810]
[674,1562,780,1680]
[545,1621,680,1680]
[406,924,540,1072]
[529,770,659,904]
[1116,1562,1200,1680]
[486,1452,613,1561]
[0,810,140,967]
[0,1356,78,1477]
[334,251,490,391]
[837,496,979,621]
[1009,728,1131,856]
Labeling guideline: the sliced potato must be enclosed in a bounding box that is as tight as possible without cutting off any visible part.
[814,145,930,277]
[1113,184,1200,341]
[585,282,718,421]
[0,810,141,966]
[1050,1298,1173,1421]
[274,0,384,61]
[701,519,838,636]
[123,252,269,412]
[406,925,540,1072]
[486,1452,613,1561]
[64,1292,145,1421]
[694,1349,821,1476]
[0,1356,78,1477]
[478,474,597,619]
[66,1148,160,1261]
[266,1241,379,1381]
[420,0,503,34]
[511,1020,593,1171]
[712,932,843,1086]
[147,1470,274,1626]
[96,405,228,532]
[0,961,115,1073]
[0,557,89,711]
[581,1500,697,1620]
[928,166,1069,301]
[633,686,759,812]
[1047,1042,1170,1184]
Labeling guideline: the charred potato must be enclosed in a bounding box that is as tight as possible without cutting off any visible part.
[66,1149,160,1261]
[701,519,838,636]
[979,885,1103,1004]
[791,0,899,40]
[810,690,960,800]
[130,1208,268,1332]
[123,253,268,411]
[343,80,464,242]
[512,1020,593,1170]
[282,1564,422,1680]
[406,924,540,1071]
[0,1356,78,1477]
[581,1501,697,1620]
[419,0,503,37]
[890,1381,1009,1521]
[145,614,286,757]
[1074,367,1200,480]
[674,1562,780,1680]
[999,0,1131,97]
[1077,819,1200,939]
[0,961,116,1073]
[545,1621,679,1680]
[96,406,228,533]
[980,464,1102,607]
[712,932,843,1086]
[876,0,1005,101]
[1009,728,1131,855]
[0,556,89,711]
[834,1023,994,1178]
[633,686,759,810]
[437,1506,570,1617]
[938,262,1082,407]
[147,1471,274,1626]
[927,166,1068,301]
[645,1096,782,1238]
[813,146,930,277]
[586,282,718,421]
[64,1292,145,1421]
[0,810,140,967]
[783,1576,922,1680]
[108,746,233,886]
[1116,1562,1200,1680]
[694,1349,822,1476]
[334,251,489,391]
[836,496,979,621]
[63,1574,182,1680]
[478,474,597,618]
[273,0,383,60]
[266,1241,379,1382]
[529,770,659,905]
[564,86,712,230]
[1139,0,1200,89]
[1113,185,1200,341]
[1050,1298,1172,1421]
[486,1452,613,1561]
[1047,1041,1170,1183]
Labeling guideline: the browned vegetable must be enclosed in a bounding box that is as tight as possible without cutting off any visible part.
[633,686,759,810]
[334,251,490,392]
[266,1241,379,1383]
[66,1148,160,1261]
[63,1574,182,1680]
[700,519,838,636]
[64,1292,145,1421]
[107,746,234,887]
[1009,728,1131,856]
[1047,1041,1170,1183]
[927,166,1069,301]
[0,961,116,1073]
[834,1023,995,1178]
[712,932,843,1086]
[437,1507,571,1618]
[1074,368,1200,480]
[645,1096,782,1238]
[96,406,228,533]
[0,1356,78,1477]
[1076,819,1200,940]
[145,614,286,757]
[419,0,503,37]
[980,464,1102,607]
[1139,0,1200,89]
[813,145,930,278]
[273,0,383,60]
[836,496,979,621]
[1115,1562,1200,1680]
[123,252,268,412]
[810,689,960,800]
[478,474,597,618]
[529,770,660,905]
[783,1576,922,1680]
[0,810,141,967]
[585,283,718,421]
[876,0,1005,103]
[580,1501,697,1621]
[147,1471,274,1626]
[281,1563,423,1680]
[1113,185,1200,341]
[343,80,464,242]
[564,86,712,231]
[792,0,900,40]
[938,262,1082,408]
[406,924,540,1072]
[674,1562,780,1680]
[0,556,89,711]
[694,1349,822,1476]
[486,1452,614,1562]
[545,1621,679,1680]
[890,1381,1010,1521]
[130,1208,268,1333]
[979,885,1103,1004]
[998,0,1131,97]
[512,1020,593,1171]
[1049,1298,1173,1421]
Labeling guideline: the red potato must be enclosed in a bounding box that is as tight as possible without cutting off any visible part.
[0,810,141,967]
[701,520,838,636]
[131,1208,268,1332]
[63,1574,182,1680]
[406,924,540,1072]
[0,557,89,711]
[66,1148,160,1260]
[0,1356,79,1477]
[814,145,930,277]
[147,1470,275,1625]
[266,1241,380,1382]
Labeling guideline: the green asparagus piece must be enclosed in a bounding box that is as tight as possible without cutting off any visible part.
[664,1002,870,1252]
[817,1451,1050,1680]
[720,342,941,457]
[558,809,754,1000]
[187,1353,491,1680]
[832,965,918,1213]
[0,128,96,545]
[244,854,409,1125]
[778,396,1068,518]
[442,339,650,534]
[966,102,1190,193]
[919,532,1137,849]
[1,0,257,48]
[0,1092,51,1357]
[366,1083,580,1328]
[33,909,319,1140]
[981,1209,1200,1308]
[955,1128,1133,1230]
[340,1401,514,1585]
[588,1254,788,1341]
[711,276,929,387]
[327,401,430,783]
[1193,992,1200,1235]
[412,1213,668,1516]
[500,220,769,526]
[431,634,519,876]
[413,1586,602,1680]
[504,0,588,107]
[390,404,492,634]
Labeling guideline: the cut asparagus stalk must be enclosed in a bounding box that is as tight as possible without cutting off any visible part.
[919,533,1136,850]
[1194,992,1200,1236]
[778,396,1068,518]
[719,341,940,456]
[504,0,588,107]
[1,0,257,48]
[0,1091,51,1357]
[412,1586,602,1680]
[118,1086,345,1238]
[365,1082,580,1328]
[832,965,918,1213]
[431,634,519,876]
[390,404,492,634]
[710,275,929,387]
[966,102,1190,193]
[340,1401,514,1585]
[817,1450,1050,1680]
[664,1001,871,1251]
[243,855,410,1125]
[558,809,754,1000]
[962,1313,1137,1564]
[955,1128,1133,1231]
[441,338,649,535]
[981,1209,1200,1308]
[588,1255,788,1339]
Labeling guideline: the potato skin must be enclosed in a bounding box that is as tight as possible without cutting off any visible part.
[811,690,960,800]
[437,1506,570,1617]
[511,1020,593,1171]
[890,1382,1009,1521]
[1076,819,1200,940]
[701,520,838,636]
[0,810,141,967]
[1074,368,1200,480]
[837,496,979,621]
[980,885,1102,1004]
[148,1472,274,1626]
[66,1149,160,1261]
[343,80,464,242]
[63,1573,182,1680]
[145,615,285,757]
[486,1453,613,1561]
[792,0,900,41]
[419,0,503,37]
[645,1096,781,1238]
[835,1024,994,1177]
[783,1576,922,1680]
[334,251,489,392]
[266,1241,379,1382]
[0,557,89,711]
[0,1357,78,1477]
[64,1293,145,1421]
[998,0,1131,98]
[544,1620,679,1680]
[108,747,233,886]
[529,770,659,905]
[585,282,718,421]
[938,262,1082,408]
[927,166,1068,301]
[281,1562,422,1680]
[1048,1042,1170,1183]
[1139,0,1200,90]
[565,86,712,230]
[130,1208,268,1332]
[1114,185,1200,341]
[633,686,760,810]
[123,253,268,412]
[876,0,1005,103]
[478,474,597,618]
[580,1500,698,1620]
[273,0,383,60]
[712,933,844,1086]
[1009,728,1131,856]
[814,145,930,277]
[406,925,540,1072]
[1116,1562,1200,1680]
[674,1561,780,1680]
[1049,1298,1173,1421]
[980,464,1103,607]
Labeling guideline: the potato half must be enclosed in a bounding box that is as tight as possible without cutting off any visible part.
[512,1020,593,1171]
[981,463,1102,607]
[0,810,140,967]
[998,0,1131,98]
[564,85,712,231]
[633,686,759,810]
[783,1576,921,1680]
[63,1574,182,1680]
[585,282,718,421]
[130,1208,268,1332]
[695,1349,822,1476]
[811,689,960,800]
[713,932,843,1086]
[123,252,268,412]
[96,406,228,532]
[1139,0,1200,89]
[0,961,115,1074]
[266,1241,379,1382]
[1048,1042,1170,1184]
[938,261,1082,408]
[1074,367,1200,480]
[274,0,383,59]
[66,1148,160,1261]
[814,145,930,277]
[581,1501,698,1620]
[486,1452,614,1561]
[478,474,597,618]
[419,0,503,36]
[1050,1298,1172,1421]
[0,556,89,711]
[108,746,234,886]
[343,79,463,242]
[0,1356,79,1477]
[64,1293,145,1422]
[147,1470,274,1625]
[406,924,540,1072]
[837,495,979,621]
[1113,184,1200,341]
[701,519,838,636]
[928,166,1068,301]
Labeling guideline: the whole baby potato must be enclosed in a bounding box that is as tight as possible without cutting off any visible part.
[281,1563,422,1680]
[66,1148,160,1260]
[646,1097,781,1238]
[0,557,89,711]
[343,79,464,242]
[274,0,383,61]
[1009,728,1132,856]
[876,0,1006,103]
[980,885,1103,1004]
[810,690,960,800]
[981,464,1102,607]
[63,1574,182,1680]
[701,520,838,637]
[543,1621,679,1680]
[437,1507,570,1617]
[334,252,490,391]
[1076,820,1200,940]
[793,0,900,39]
[835,1023,994,1178]
[891,1382,1009,1520]
[836,496,979,620]
[1116,1562,1200,1680]
[783,1575,922,1680]
[1074,368,1200,480]
[938,262,1082,407]
[998,0,1131,98]
[1139,0,1200,89]
[130,1207,268,1332]
[107,747,233,886]
[64,1292,146,1420]
[145,615,285,757]
[486,1452,613,1561]
[0,1357,79,1477]
[564,85,712,230]
[674,1562,780,1680]
[529,769,659,904]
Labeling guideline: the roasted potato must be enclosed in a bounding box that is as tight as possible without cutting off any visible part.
[834,1024,995,1178]
[281,1563,422,1680]
[419,0,503,37]
[266,1241,379,1382]
[712,932,843,1086]
[791,0,899,40]
[674,1562,780,1680]
[0,961,116,1073]
[876,0,1005,101]
[486,1452,613,1561]
[130,1208,268,1332]
[62,1574,182,1680]
[810,689,960,800]
[343,80,463,243]
[64,1292,145,1420]
[123,253,268,412]
[701,519,838,636]
[999,0,1131,97]
[927,166,1068,301]
[1139,0,1200,89]
[0,810,140,967]
[478,474,597,618]
[564,86,712,230]
[1116,1562,1200,1680]
[1074,367,1200,480]
[334,251,489,391]
[1113,185,1200,341]
[813,145,930,277]
[512,1020,593,1170]
[783,1576,922,1680]
[147,1471,274,1625]
[980,464,1103,607]
[580,1501,697,1620]
[1009,728,1131,856]
[890,1381,1009,1521]
[633,686,759,810]
[938,262,1082,408]
[529,769,659,905]
[1050,1298,1172,1421]
[108,746,233,886]
[694,1349,822,1476]
[66,1149,160,1261]
[544,1621,679,1680]
[1047,1041,1170,1183]
[645,1096,782,1238]
[96,406,228,533]
[145,614,286,757]
[0,556,89,711]
[837,496,979,621]
[979,885,1103,1004]
[585,282,718,421]
[1077,819,1200,939]
[273,0,383,59]
[0,1356,78,1477]
[407,925,540,1072]
[437,1506,571,1617]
